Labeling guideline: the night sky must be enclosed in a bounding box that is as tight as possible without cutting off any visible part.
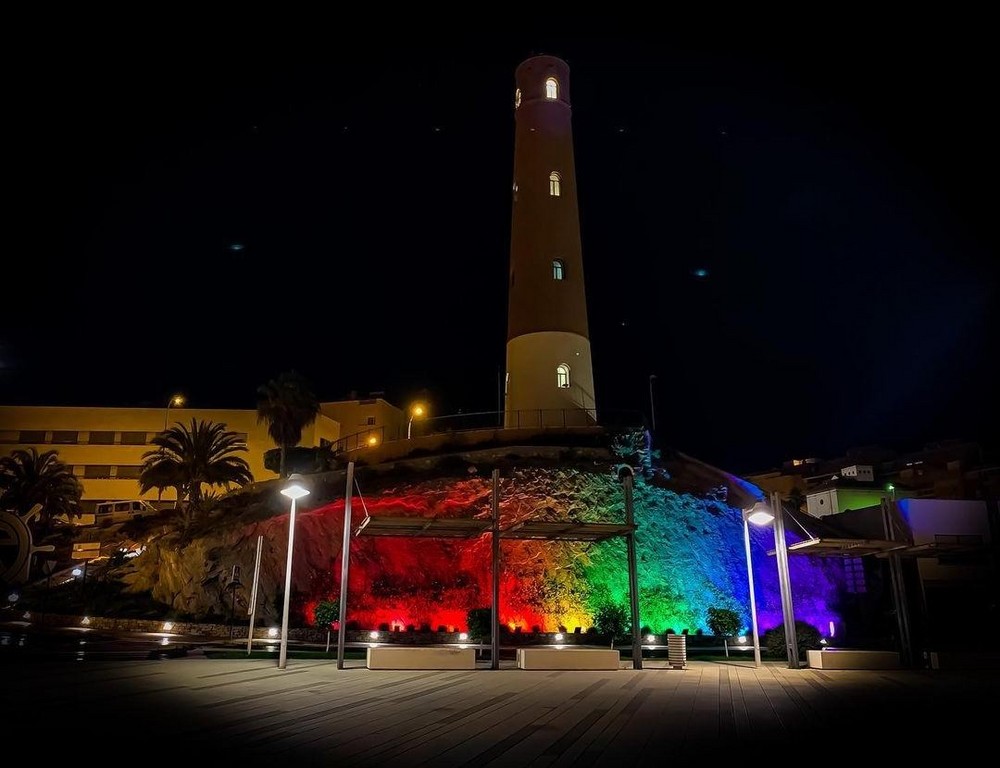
[4,31,996,474]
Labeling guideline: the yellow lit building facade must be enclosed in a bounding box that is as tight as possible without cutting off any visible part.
[0,398,405,511]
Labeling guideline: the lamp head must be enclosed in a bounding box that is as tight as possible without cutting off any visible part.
[170,394,185,407]
[281,473,310,500]
[367,435,379,447]
[410,403,426,418]
[745,501,775,527]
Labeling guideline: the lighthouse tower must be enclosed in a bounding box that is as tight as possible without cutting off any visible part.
[505,55,596,427]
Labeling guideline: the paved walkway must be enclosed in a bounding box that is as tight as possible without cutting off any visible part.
[3,656,994,763]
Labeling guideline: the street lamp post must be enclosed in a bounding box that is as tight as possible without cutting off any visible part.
[407,403,426,439]
[158,395,186,506]
[278,474,309,669]
[741,507,766,668]
[618,466,643,670]
[164,394,185,431]
[745,493,799,669]
[648,374,657,433]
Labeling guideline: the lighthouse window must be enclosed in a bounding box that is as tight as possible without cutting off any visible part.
[514,88,521,109]
[549,172,561,197]
[545,77,558,100]
[556,364,571,389]
[552,260,565,280]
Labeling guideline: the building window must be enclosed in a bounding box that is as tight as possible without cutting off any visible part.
[121,431,148,445]
[51,430,79,444]
[514,88,521,109]
[18,430,46,444]
[556,364,571,389]
[366,416,376,426]
[0,430,20,443]
[88,431,115,445]
[545,77,558,100]
[84,465,113,479]
[552,259,565,280]
[115,465,142,480]
[549,172,561,197]
[844,557,866,594]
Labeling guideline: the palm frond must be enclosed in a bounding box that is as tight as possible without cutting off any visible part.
[0,447,82,522]
[139,419,254,502]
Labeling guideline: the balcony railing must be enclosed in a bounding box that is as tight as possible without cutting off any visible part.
[334,408,647,454]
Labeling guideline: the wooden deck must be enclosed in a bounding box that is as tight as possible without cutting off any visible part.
[4,657,995,762]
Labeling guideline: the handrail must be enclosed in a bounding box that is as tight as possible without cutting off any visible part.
[334,408,646,454]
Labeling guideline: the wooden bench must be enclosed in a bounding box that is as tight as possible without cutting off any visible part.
[516,648,621,670]
[806,649,900,669]
[366,646,476,670]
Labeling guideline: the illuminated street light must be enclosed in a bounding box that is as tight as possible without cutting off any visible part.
[407,403,426,439]
[163,393,185,430]
[367,435,379,447]
[278,474,310,669]
[745,494,799,669]
[740,505,765,668]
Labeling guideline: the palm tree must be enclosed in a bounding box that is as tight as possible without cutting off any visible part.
[140,419,253,527]
[256,370,321,477]
[0,448,82,530]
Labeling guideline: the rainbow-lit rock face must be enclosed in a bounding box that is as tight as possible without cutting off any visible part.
[302,466,841,635]
[128,448,844,636]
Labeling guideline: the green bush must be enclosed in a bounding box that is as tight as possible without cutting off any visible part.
[592,602,629,640]
[706,607,742,637]
[313,600,339,629]
[763,620,823,659]
[467,607,492,640]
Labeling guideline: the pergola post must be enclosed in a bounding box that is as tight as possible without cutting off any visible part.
[881,498,913,667]
[771,490,799,669]
[619,467,643,670]
[491,468,501,670]
[336,461,354,669]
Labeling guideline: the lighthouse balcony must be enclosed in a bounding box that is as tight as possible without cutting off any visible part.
[321,407,645,469]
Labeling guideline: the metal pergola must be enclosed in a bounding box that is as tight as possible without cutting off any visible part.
[338,465,643,669]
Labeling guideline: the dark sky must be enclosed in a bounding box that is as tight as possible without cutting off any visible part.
[3,30,997,473]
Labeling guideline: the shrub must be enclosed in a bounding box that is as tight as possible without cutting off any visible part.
[378,622,390,632]
[467,607,492,641]
[706,607,742,638]
[763,620,823,659]
[313,600,339,629]
[593,603,629,641]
